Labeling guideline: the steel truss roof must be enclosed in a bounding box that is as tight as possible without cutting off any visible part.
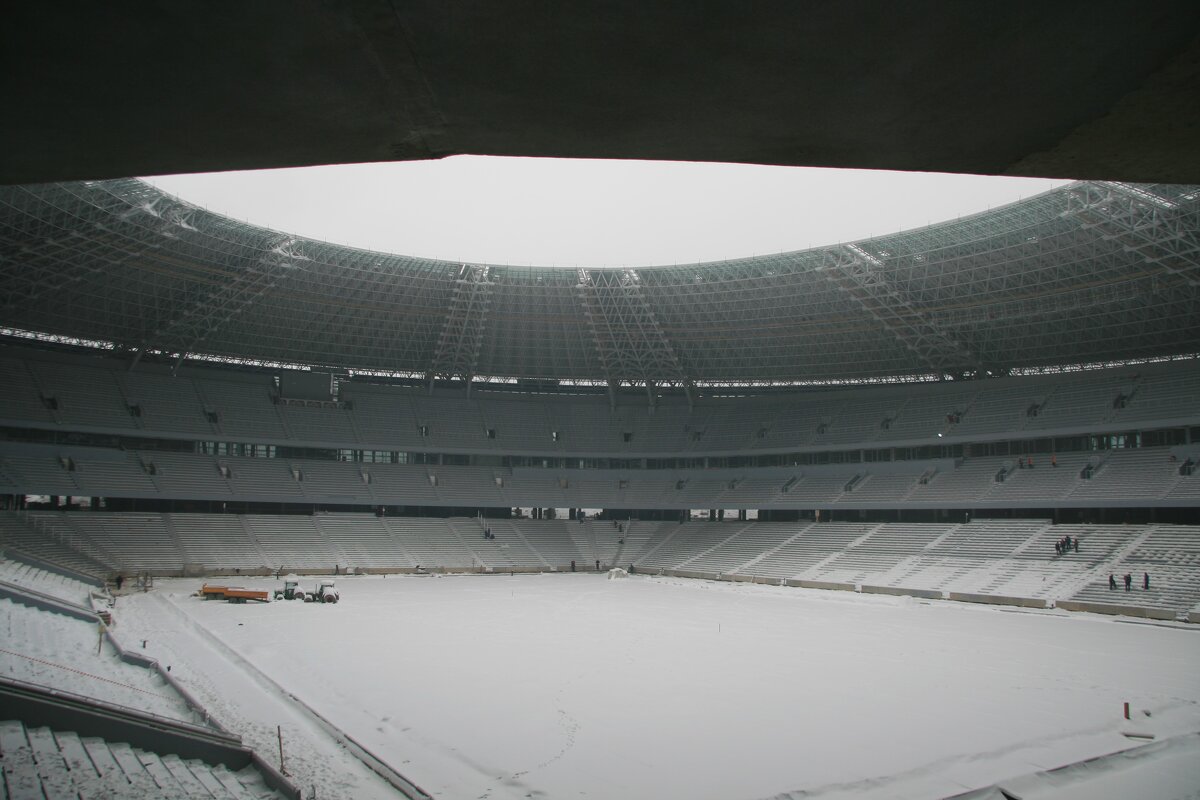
[0,180,1198,385]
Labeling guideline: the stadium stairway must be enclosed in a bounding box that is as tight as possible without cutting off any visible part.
[2,512,116,578]
[0,718,287,800]
[0,558,97,607]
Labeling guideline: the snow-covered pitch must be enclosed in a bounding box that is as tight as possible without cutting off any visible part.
[121,574,1200,800]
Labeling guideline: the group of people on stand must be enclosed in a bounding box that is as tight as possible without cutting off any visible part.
[1109,571,1150,591]
[1016,453,1059,469]
[1054,534,1078,556]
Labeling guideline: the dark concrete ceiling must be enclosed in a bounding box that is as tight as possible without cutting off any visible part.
[3,1,1200,186]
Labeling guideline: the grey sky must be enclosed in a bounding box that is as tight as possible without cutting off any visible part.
[145,157,1071,268]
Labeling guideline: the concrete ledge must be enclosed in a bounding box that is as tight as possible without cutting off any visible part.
[0,677,301,799]
[947,592,1048,609]
[0,580,99,623]
[785,579,857,592]
[861,585,944,600]
[663,569,721,581]
[5,548,106,586]
[1189,610,1200,624]
[1056,600,1176,620]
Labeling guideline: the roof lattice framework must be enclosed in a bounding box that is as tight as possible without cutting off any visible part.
[0,179,1198,384]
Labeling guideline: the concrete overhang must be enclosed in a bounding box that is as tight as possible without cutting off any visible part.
[3,1,1199,185]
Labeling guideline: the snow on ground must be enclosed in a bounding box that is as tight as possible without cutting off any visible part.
[113,588,403,800]
[125,574,1200,800]
[1005,732,1200,800]
[0,598,195,723]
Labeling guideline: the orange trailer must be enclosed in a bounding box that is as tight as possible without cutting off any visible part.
[199,584,270,603]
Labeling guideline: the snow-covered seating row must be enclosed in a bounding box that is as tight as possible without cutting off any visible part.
[381,517,470,568]
[926,519,1044,559]
[508,519,586,567]
[1069,525,1200,614]
[0,512,112,578]
[0,599,196,722]
[635,522,740,571]
[614,521,680,567]
[8,510,1200,614]
[312,514,407,568]
[242,515,336,571]
[733,522,855,580]
[0,558,97,606]
[53,513,183,574]
[815,523,954,584]
[0,719,284,800]
[451,518,545,569]
[170,514,264,572]
[681,522,798,574]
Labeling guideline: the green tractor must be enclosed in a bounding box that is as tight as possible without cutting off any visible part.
[305,580,340,604]
[273,580,305,601]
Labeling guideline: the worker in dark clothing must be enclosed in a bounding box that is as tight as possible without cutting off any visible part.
[115,575,124,591]
[1124,572,1132,591]
[1143,572,1150,590]
[1073,538,1079,553]
[595,559,600,571]
[1109,573,1116,590]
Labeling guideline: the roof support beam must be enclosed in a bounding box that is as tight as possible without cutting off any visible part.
[1067,183,1200,287]
[577,268,694,409]
[818,244,977,376]
[427,264,493,394]
[144,235,309,370]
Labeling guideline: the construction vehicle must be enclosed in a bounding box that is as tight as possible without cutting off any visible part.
[305,580,339,603]
[273,579,339,603]
[199,584,270,603]
[273,580,305,601]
